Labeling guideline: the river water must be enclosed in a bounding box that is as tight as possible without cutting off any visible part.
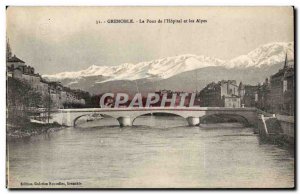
[7,116,294,188]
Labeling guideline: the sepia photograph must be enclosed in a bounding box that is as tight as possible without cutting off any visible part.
[6,6,295,189]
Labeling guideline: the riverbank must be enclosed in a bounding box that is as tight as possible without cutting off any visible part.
[7,122,65,139]
[261,133,294,149]
[257,114,294,148]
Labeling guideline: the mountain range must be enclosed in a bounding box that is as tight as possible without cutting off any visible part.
[43,42,294,95]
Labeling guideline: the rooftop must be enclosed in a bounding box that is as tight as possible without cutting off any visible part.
[7,55,25,63]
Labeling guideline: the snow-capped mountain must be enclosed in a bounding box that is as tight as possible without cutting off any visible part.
[43,42,294,94]
[226,42,294,68]
[44,42,293,82]
[44,55,225,82]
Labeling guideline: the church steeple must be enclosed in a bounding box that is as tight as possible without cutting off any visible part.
[284,52,288,68]
[6,38,12,60]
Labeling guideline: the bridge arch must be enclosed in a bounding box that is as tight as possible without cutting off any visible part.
[73,113,118,127]
[132,112,189,126]
[73,114,91,126]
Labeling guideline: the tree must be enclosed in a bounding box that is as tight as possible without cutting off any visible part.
[7,77,45,127]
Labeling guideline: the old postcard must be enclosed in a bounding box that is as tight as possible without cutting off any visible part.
[6,6,295,189]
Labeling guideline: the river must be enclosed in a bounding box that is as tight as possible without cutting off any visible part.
[7,115,294,188]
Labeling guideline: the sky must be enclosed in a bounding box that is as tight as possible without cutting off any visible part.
[6,6,294,74]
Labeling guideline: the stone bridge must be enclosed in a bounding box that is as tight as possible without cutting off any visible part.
[50,107,258,127]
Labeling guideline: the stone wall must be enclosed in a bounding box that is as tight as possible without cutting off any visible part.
[276,114,294,138]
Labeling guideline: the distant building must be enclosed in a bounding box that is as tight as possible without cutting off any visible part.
[242,85,259,107]
[238,82,245,99]
[6,39,37,80]
[199,52,295,114]
[256,78,272,111]
[223,96,241,108]
[199,80,241,108]
[7,55,26,70]
[6,39,86,109]
[283,67,294,115]
[250,53,294,116]
[269,54,294,115]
